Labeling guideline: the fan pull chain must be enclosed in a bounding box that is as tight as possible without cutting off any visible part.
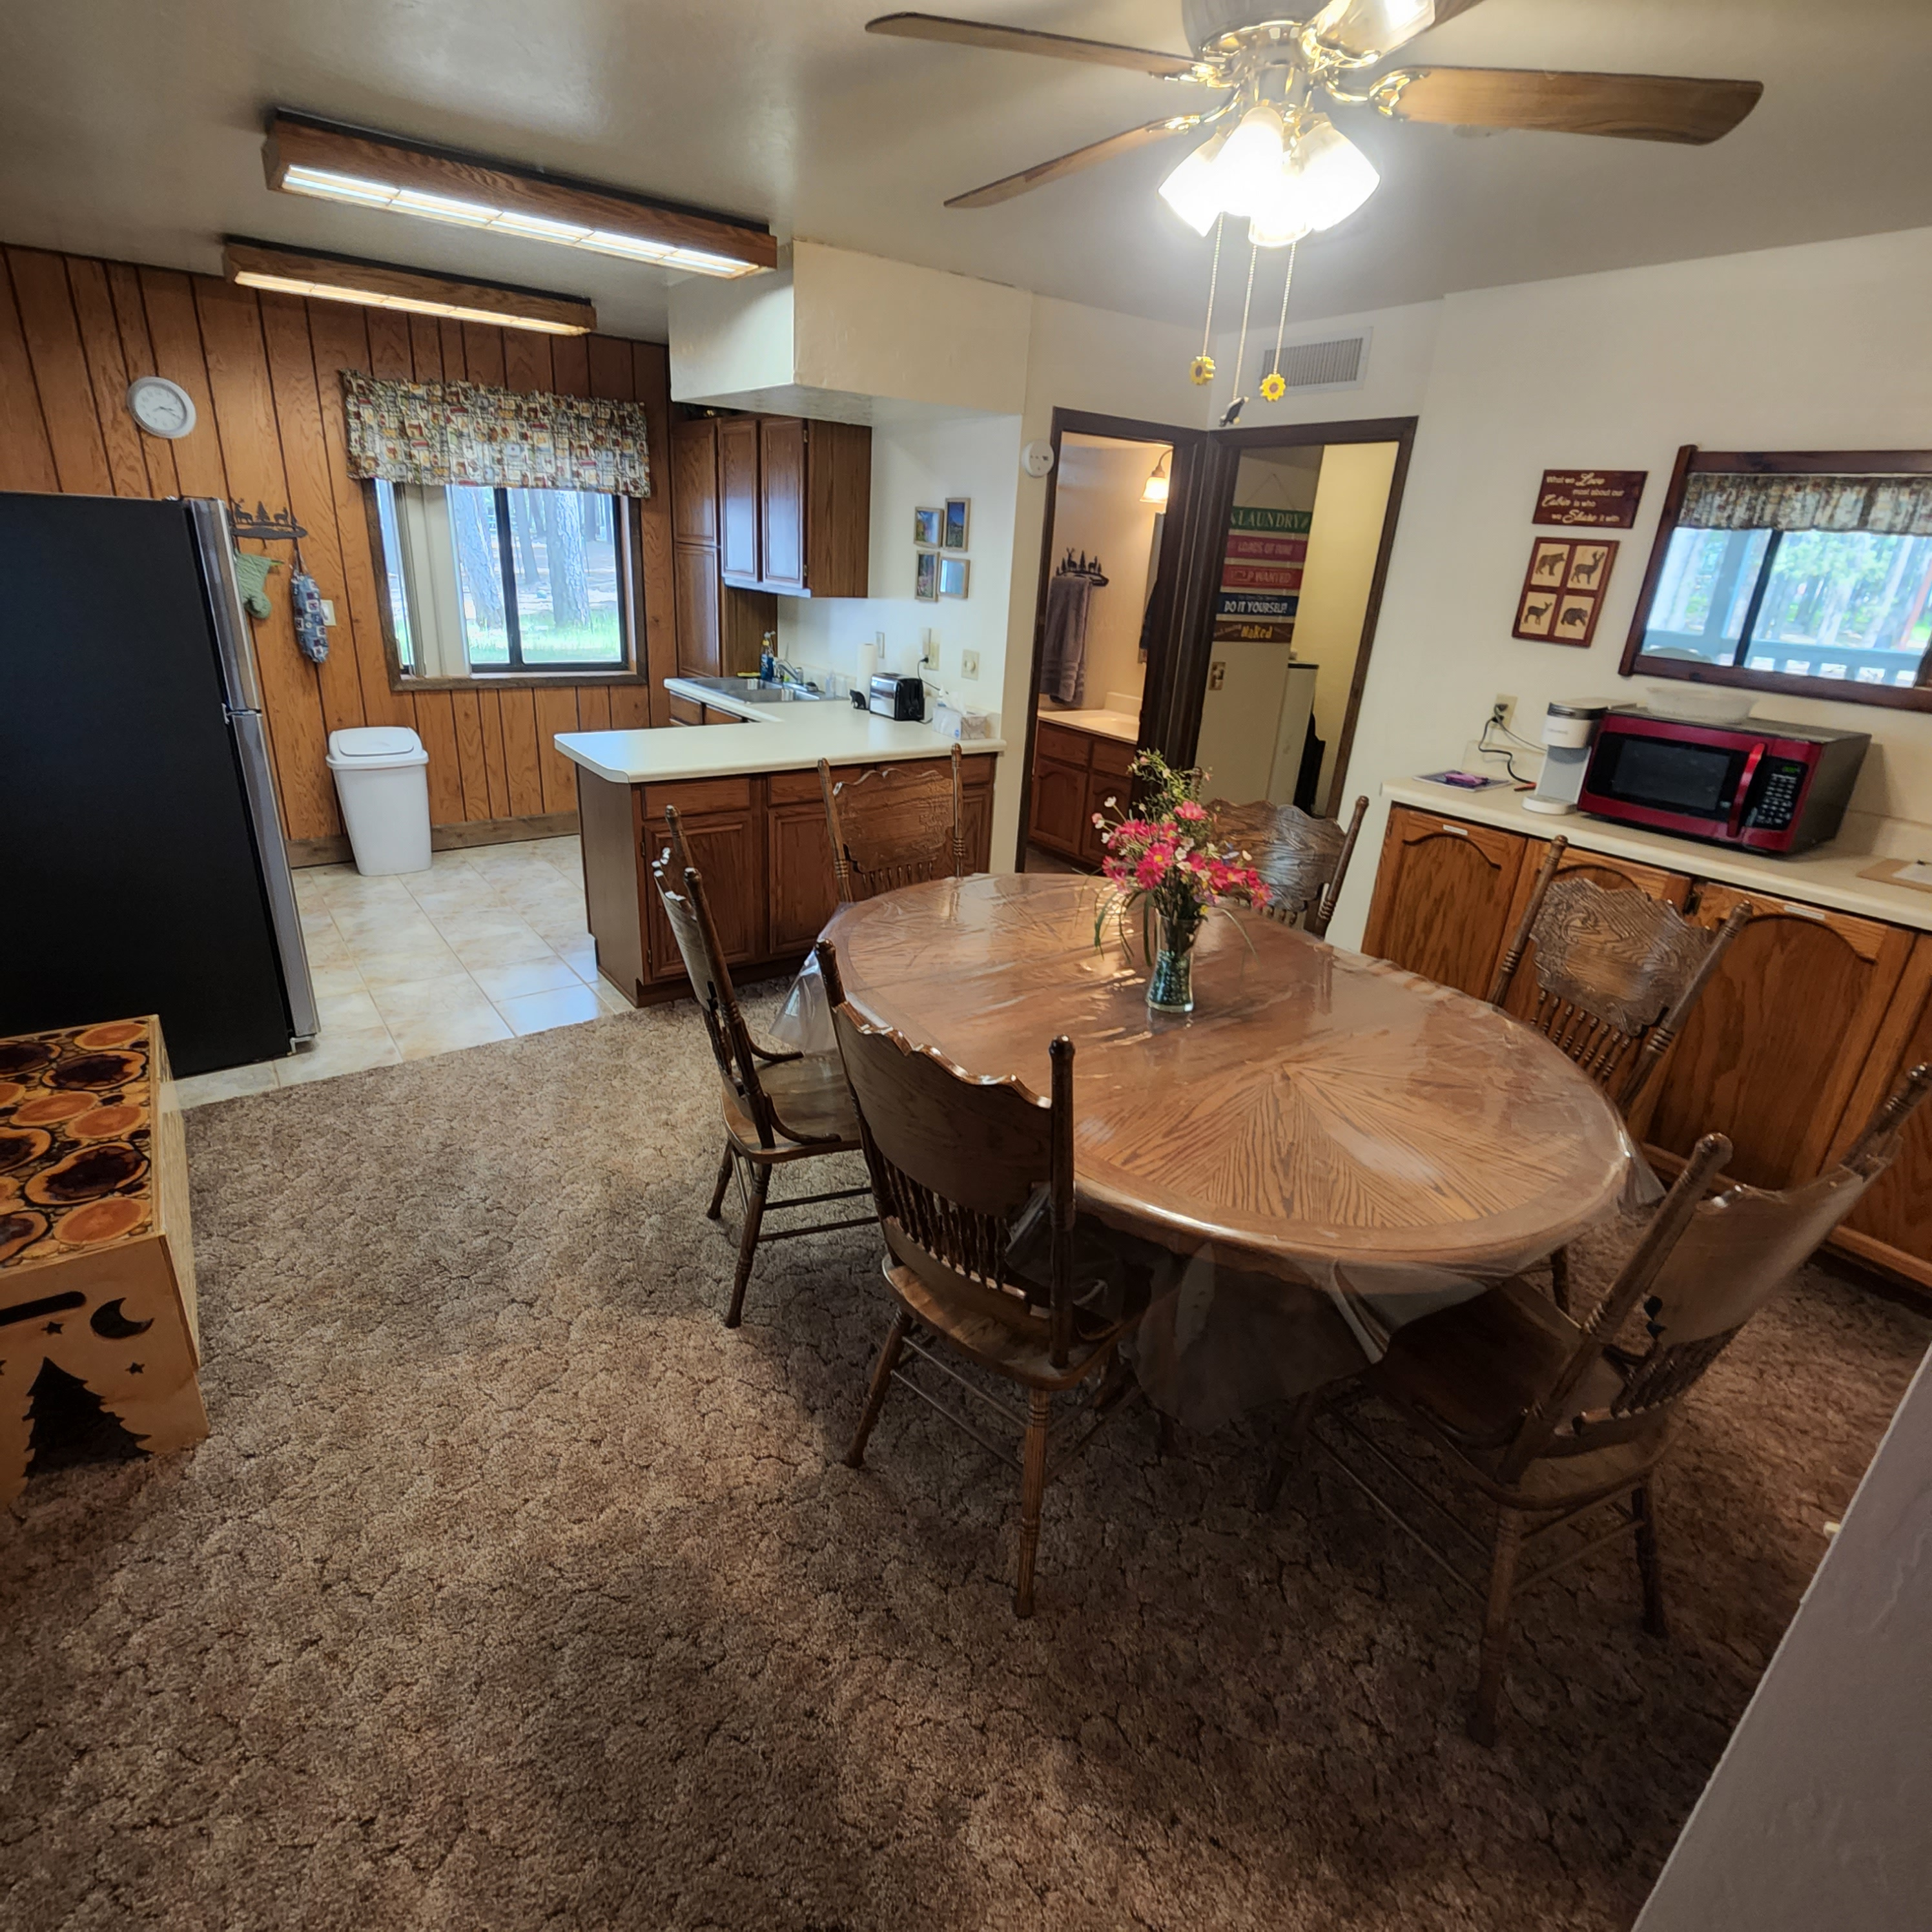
[1220,240,1259,426]
[1262,240,1299,404]
[1190,216,1224,386]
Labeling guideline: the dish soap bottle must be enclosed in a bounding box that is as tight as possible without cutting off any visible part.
[759,632,777,684]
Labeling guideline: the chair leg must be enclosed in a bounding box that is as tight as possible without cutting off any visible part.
[1014,1388,1053,1619]
[1470,1506,1526,1747]
[1549,1245,1572,1313]
[1633,1480,1669,1639]
[1257,1392,1321,1512]
[845,1309,912,1468]
[706,1143,735,1220]
[724,1162,770,1328]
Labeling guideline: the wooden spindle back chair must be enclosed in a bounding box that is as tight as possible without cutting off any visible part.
[819,744,965,902]
[1488,838,1752,1115]
[1211,794,1370,938]
[819,937,1140,1616]
[1286,1062,1931,1744]
[653,816,870,1326]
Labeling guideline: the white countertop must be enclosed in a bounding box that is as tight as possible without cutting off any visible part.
[1382,777,1932,933]
[555,678,1005,786]
[1040,706,1139,745]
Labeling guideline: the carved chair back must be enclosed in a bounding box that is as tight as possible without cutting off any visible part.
[1497,1065,1931,1484]
[819,745,965,902]
[1210,794,1368,938]
[817,938,1077,1368]
[1487,841,1752,1113]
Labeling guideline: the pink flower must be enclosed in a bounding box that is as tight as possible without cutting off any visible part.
[1176,799,1207,822]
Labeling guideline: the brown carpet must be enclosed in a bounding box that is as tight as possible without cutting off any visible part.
[3,996,1926,1932]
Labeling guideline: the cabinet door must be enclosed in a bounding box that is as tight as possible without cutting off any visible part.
[673,542,720,677]
[962,785,993,874]
[1029,757,1089,858]
[1359,807,1528,998]
[1497,843,1693,1025]
[644,807,766,980]
[1637,883,1917,1187]
[1828,935,1932,1286]
[717,416,761,584]
[1080,769,1114,868]
[670,418,716,545]
[768,797,841,954]
[758,418,807,593]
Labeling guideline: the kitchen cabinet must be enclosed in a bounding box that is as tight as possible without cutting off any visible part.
[670,416,775,683]
[1029,719,1135,866]
[1359,806,1528,998]
[642,779,768,976]
[715,412,870,597]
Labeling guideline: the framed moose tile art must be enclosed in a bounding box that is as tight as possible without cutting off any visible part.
[1514,537,1618,647]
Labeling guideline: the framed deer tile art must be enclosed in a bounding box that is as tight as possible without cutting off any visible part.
[1514,537,1618,646]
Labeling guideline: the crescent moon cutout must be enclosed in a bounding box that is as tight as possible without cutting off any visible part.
[90,1298,154,1340]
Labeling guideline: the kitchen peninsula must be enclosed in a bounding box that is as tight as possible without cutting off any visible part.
[556,681,1003,1005]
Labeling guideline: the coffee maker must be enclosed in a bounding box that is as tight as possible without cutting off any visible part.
[1523,699,1613,816]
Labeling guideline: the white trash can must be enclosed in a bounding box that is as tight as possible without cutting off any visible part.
[326,726,433,876]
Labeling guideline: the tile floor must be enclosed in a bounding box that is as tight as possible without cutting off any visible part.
[173,836,628,1109]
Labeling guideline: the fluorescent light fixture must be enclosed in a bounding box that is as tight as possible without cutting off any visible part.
[1308,0,1435,59]
[265,113,777,279]
[1288,116,1381,232]
[1158,129,1229,236]
[1142,454,1171,505]
[222,239,596,336]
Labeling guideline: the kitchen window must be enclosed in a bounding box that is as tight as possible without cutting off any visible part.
[375,480,632,679]
[1624,447,1932,712]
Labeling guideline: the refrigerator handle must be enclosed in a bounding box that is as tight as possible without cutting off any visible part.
[186,497,265,714]
[229,706,319,1043]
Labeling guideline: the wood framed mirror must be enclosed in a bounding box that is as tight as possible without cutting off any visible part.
[1622,445,1932,713]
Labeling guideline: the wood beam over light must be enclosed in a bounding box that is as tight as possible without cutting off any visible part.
[222,238,598,336]
[263,111,779,278]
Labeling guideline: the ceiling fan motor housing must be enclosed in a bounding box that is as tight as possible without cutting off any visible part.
[1181,3,1319,57]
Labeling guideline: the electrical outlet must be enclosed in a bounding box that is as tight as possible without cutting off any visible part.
[960,648,980,679]
[921,628,938,666]
[1491,694,1517,732]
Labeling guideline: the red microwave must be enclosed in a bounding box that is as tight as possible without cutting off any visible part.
[1577,712,1871,854]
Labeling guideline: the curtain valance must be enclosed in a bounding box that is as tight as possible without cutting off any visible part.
[340,371,651,496]
[1680,470,1932,538]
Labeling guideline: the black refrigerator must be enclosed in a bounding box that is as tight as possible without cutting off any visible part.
[0,491,318,1076]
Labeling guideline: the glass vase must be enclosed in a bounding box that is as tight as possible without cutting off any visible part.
[1146,911,1200,1014]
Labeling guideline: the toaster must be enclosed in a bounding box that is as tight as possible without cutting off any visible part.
[868,673,926,721]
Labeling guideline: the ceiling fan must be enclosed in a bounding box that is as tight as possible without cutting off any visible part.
[866,3,1764,222]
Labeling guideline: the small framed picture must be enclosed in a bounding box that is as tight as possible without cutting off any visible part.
[1554,593,1603,644]
[915,550,940,601]
[1565,540,1617,593]
[913,506,943,549]
[938,556,969,599]
[1529,539,1572,588]
[1514,589,1556,638]
[943,498,969,550]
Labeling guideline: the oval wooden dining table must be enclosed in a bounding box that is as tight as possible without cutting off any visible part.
[822,871,1636,1288]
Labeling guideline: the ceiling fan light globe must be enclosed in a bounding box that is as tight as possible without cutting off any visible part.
[1289,116,1381,231]
[1157,130,1228,235]
[1211,105,1287,218]
[1248,158,1313,247]
[1308,0,1435,59]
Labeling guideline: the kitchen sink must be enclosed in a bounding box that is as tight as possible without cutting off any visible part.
[681,675,823,704]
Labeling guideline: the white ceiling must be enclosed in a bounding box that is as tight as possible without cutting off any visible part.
[5,1,1931,343]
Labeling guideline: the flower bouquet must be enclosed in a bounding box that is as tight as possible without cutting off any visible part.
[1091,750,1271,1013]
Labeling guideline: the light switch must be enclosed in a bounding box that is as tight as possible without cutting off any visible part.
[960,649,980,679]
[320,599,338,626]
[1208,661,1226,690]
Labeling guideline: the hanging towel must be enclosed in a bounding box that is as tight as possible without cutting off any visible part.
[231,550,279,621]
[291,569,330,664]
[1039,572,1091,708]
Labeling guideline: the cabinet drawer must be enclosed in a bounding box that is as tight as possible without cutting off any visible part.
[1034,721,1094,769]
[961,751,997,792]
[1090,735,1137,779]
[768,766,831,806]
[642,776,755,819]
[667,694,703,726]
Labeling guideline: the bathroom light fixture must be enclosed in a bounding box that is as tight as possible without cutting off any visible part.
[221,239,597,336]
[1142,453,1171,506]
[262,112,777,279]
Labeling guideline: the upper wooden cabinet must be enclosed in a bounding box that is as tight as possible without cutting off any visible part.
[670,418,718,546]
[670,414,775,681]
[1360,807,1528,998]
[714,413,870,597]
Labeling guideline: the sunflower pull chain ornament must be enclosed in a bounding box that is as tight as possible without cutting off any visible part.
[1190,215,1224,386]
[1259,240,1299,402]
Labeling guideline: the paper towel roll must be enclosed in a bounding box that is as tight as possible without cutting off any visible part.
[857,639,879,687]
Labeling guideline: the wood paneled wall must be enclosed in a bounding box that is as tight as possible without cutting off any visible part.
[0,243,677,843]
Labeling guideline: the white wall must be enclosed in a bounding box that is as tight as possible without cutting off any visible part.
[1325,223,1932,948]
[1632,1343,1932,1931]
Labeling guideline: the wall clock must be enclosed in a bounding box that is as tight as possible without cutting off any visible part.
[126,376,197,440]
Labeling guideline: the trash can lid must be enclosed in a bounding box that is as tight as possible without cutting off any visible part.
[329,726,424,759]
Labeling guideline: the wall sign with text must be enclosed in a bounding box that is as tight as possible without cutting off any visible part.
[1533,469,1647,528]
[1514,537,1619,648]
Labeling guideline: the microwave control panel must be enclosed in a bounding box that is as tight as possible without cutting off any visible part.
[1747,756,1809,830]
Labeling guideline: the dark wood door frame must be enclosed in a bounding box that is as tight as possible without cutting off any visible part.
[1012,408,1207,871]
[1157,414,1418,818]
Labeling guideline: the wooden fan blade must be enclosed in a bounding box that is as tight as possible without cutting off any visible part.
[867,12,1205,81]
[1378,67,1763,144]
[945,113,1208,209]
